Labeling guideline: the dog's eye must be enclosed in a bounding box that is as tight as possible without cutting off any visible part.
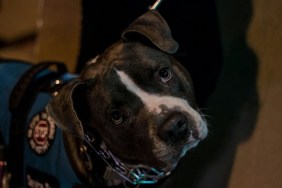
[159,67,172,83]
[110,110,124,125]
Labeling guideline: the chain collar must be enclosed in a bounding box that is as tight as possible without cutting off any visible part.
[83,133,171,186]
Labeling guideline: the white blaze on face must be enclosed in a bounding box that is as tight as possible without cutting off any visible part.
[116,69,208,167]
[115,70,202,123]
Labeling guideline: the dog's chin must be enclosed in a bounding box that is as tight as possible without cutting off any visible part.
[154,140,201,172]
[180,140,200,157]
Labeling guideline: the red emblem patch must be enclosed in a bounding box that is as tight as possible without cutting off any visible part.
[27,111,56,154]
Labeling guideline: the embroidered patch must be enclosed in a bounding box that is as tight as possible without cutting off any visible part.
[26,166,60,188]
[27,111,56,154]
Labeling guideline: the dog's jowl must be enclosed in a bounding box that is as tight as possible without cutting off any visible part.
[0,10,207,187]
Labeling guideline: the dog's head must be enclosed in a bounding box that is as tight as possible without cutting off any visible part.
[47,10,207,174]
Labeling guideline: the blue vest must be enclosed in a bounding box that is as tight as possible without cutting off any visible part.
[0,61,81,187]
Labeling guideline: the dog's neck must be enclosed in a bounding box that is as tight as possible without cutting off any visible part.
[62,129,171,187]
[62,131,123,186]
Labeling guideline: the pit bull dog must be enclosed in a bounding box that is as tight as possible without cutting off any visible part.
[0,10,208,187]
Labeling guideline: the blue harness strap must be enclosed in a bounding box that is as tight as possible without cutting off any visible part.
[6,61,71,187]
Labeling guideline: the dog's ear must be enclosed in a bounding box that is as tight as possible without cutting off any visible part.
[46,80,85,140]
[122,10,179,54]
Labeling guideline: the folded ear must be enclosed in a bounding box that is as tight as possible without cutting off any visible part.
[46,80,85,140]
[122,10,179,54]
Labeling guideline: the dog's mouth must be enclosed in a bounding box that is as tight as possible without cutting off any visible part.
[154,141,198,165]
[182,122,208,155]
[152,116,208,171]
[152,139,202,172]
[181,140,200,157]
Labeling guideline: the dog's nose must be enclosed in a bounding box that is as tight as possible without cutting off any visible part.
[158,115,189,143]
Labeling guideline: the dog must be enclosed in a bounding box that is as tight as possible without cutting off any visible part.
[0,10,208,187]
